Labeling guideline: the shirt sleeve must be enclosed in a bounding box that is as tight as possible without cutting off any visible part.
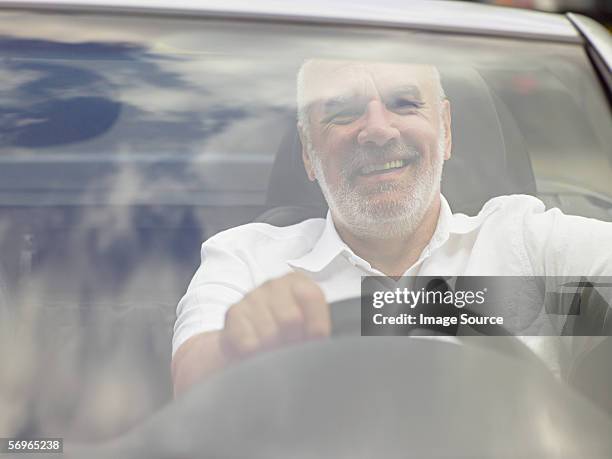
[172,235,255,358]
[521,201,612,370]
[522,202,612,278]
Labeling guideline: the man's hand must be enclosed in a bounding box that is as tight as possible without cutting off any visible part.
[172,272,329,395]
[221,272,330,360]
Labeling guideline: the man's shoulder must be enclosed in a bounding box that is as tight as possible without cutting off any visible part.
[204,217,327,250]
[478,194,546,217]
[450,194,549,233]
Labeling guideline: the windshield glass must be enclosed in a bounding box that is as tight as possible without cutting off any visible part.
[0,9,611,452]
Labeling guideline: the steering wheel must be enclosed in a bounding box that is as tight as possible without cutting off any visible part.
[73,296,612,459]
[329,294,549,370]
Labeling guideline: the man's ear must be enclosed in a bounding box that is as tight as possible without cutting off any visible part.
[442,99,452,161]
[298,125,316,182]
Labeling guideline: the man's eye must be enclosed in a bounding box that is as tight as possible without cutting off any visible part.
[326,110,361,125]
[388,98,424,113]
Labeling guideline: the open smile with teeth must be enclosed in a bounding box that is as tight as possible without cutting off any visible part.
[359,159,413,176]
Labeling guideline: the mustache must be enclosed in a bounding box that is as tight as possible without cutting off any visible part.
[342,142,421,179]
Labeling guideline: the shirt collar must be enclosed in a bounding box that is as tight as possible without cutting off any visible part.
[287,209,349,272]
[288,194,482,273]
[430,194,482,244]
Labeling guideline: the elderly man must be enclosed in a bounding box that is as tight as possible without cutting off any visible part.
[171,60,612,394]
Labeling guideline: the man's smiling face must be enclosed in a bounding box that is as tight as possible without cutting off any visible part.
[299,61,452,239]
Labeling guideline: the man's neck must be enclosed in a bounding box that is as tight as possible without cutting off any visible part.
[334,196,442,278]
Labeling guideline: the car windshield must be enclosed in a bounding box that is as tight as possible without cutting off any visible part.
[0,8,611,450]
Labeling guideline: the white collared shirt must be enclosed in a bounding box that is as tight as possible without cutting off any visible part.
[173,194,612,375]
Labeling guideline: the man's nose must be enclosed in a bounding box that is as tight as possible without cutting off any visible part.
[357,100,400,147]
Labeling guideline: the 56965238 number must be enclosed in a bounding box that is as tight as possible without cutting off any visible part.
[1,438,63,453]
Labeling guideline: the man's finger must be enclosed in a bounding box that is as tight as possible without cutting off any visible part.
[291,276,331,339]
[242,288,282,351]
[223,304,260,358]
[265,278,306,344]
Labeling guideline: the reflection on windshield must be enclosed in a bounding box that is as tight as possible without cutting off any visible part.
[0,10,610,452]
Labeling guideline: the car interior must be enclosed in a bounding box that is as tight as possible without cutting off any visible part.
[0,22,611,449]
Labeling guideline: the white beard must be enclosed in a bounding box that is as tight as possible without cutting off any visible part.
[309,129,446,240]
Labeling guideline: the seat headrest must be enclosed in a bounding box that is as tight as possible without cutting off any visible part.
[260,68,536,225]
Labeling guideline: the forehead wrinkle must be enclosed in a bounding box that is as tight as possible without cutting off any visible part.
[304,62,379,105]
[370,64,437,101]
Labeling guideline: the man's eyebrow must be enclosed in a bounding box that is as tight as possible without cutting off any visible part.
[321,85,424,110]
[321,94,365,112]
[385,84,423,100]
